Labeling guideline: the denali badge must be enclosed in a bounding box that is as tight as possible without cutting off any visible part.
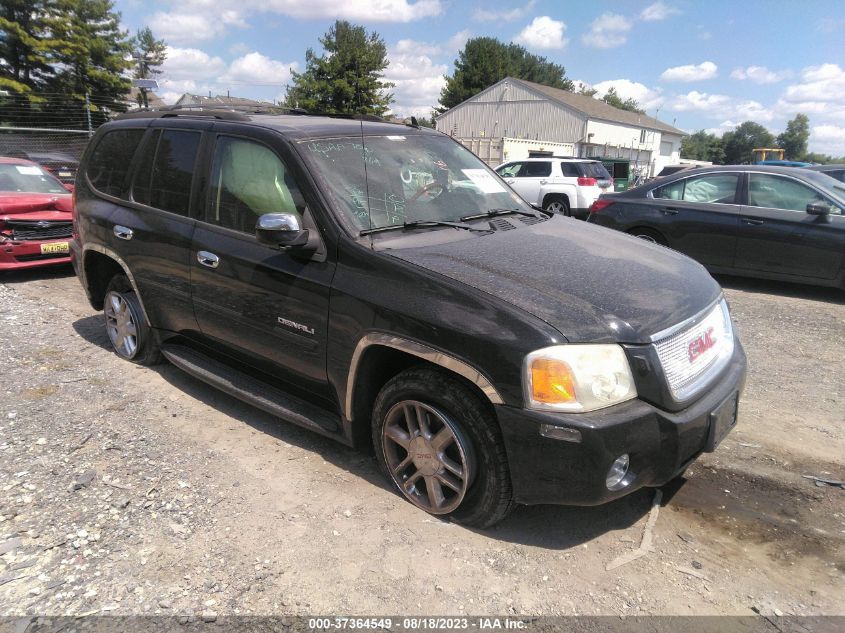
[277,316,315,336]
[688,327,716,363]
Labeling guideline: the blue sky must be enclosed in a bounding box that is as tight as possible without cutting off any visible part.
[116,0,845,155]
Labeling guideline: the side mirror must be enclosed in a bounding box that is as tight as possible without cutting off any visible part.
[255,213,309,248]
[806,201,831,216]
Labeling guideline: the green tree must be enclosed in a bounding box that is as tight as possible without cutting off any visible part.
[600,87,644,114]
[777,113,810,160]
[577,85,598,97]
[131,27,166,79]
[285,20,393,116]
[0,0,54,99]
[681,130,725,163]
[722,121,776,164]
[439,37,573,110]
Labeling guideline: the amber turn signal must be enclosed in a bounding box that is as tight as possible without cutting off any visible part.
[530,358,577,404]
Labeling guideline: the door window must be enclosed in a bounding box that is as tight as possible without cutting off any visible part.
[206,136,305,233]
[131,129,201,216]
[496,163,522,178]
[748,174,832,212]
[653,173,739,204]
[520,162,551,177]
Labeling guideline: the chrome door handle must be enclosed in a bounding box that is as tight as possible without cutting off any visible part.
[742,218,764,226]
[113,225,133,240]
[662,207,680,215]
[506,179,515,184]
[197,251,219,268]
[539,180,548,185]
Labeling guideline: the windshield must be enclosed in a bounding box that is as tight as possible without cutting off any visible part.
[300,134,533,232]
[0,163,67,194]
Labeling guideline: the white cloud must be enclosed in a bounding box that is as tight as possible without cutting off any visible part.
[256,0,440,21]
[393,39,441,56]
[702,120,740,136]
[219,52,298,85]
[781,63,845,105]
[384,51,447,117]
[149,12,229,44]
[592,79,664,112]
[639,2,680,21]
[669,91,775,123]
[582,13,633,49]
[810,124,845,155]
[160,46,227,82]
[446,29,471,54]
[473,0,535,22]
[660,61,718,82]
[730,66,791,84]
[514,16,568,50]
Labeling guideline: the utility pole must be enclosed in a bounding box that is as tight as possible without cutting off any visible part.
[85,92,93,137]
[132,52,150,108]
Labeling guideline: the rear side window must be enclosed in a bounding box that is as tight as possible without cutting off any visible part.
[132,129,201,216]
[654,174,739,204]
[86,129,145,197]
[580,162,612,180]
[560,163,580,177]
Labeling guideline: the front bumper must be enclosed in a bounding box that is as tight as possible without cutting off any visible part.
[496,340,747,506]
[0,238,72,271]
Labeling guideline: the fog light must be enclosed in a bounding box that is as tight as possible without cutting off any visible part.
[606,454,630,490]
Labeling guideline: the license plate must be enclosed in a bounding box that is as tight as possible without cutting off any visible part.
[40,241,69,255]
[705,392,738,452]
[58,171,72,177]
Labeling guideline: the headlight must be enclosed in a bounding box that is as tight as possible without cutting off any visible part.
[524,344,637,412]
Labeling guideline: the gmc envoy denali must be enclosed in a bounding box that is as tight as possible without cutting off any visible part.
[71,109,747,527]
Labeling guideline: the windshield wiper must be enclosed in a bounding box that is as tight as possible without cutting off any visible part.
[360,219,492,236]
[459,207,540,222]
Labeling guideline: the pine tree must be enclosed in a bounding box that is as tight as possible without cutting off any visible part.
[285,20,393,116]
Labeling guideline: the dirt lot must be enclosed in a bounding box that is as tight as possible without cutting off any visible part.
[0,266,843,618]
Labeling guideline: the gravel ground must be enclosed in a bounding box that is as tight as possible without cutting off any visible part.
[0,266,843,619]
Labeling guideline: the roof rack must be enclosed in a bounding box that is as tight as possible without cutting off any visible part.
[115,106,251,121]
[115,105,392,124]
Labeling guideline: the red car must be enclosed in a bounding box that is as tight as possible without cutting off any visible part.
[0,157,73,271]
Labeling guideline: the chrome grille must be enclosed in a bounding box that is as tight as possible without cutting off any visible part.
[653,299,734,401]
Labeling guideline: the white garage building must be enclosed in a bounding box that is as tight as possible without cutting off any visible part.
[435,77,686,178]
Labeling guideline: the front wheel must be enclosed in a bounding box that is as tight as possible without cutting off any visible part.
[372,367,514,528]
[103,275,163,366]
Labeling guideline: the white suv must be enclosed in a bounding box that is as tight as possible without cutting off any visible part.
[495,158,613,219]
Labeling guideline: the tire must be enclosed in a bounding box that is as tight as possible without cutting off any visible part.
[628,227,668,246]
[372,366,514,528]
[543,194,570,216]
[103,275,163,366]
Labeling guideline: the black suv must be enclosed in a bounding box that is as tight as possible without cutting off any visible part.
[71,109,747,527]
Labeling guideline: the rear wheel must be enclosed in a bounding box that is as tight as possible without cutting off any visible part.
[628,227,668,246]
[372,367,514,528]
[544,195,570,216]
[103,275,163,366]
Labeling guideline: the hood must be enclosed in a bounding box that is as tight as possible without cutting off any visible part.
[0,193,72,218]
[387,216,722,344]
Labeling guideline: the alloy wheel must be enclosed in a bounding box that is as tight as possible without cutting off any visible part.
[104,291,139,359]
[382,400,474,514]
[546,201,566,214]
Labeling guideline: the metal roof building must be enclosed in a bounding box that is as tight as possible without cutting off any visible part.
[435,77,687,178]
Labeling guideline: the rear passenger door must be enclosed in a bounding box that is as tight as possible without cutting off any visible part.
[190,129,336,401]
[109,122,206,333]
[509,161,552,205]
[648,172,742,268]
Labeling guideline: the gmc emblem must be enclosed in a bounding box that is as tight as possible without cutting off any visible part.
[688,327,716,363]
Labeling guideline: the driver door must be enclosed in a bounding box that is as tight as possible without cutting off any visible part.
[190,131,336,399]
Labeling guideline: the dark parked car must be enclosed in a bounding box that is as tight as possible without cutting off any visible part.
[588,165,845,290]
[3,150,79,185]
[806,163,845,183]
[72,110,746,527]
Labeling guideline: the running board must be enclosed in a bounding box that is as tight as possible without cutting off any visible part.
[160,344,342,439]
